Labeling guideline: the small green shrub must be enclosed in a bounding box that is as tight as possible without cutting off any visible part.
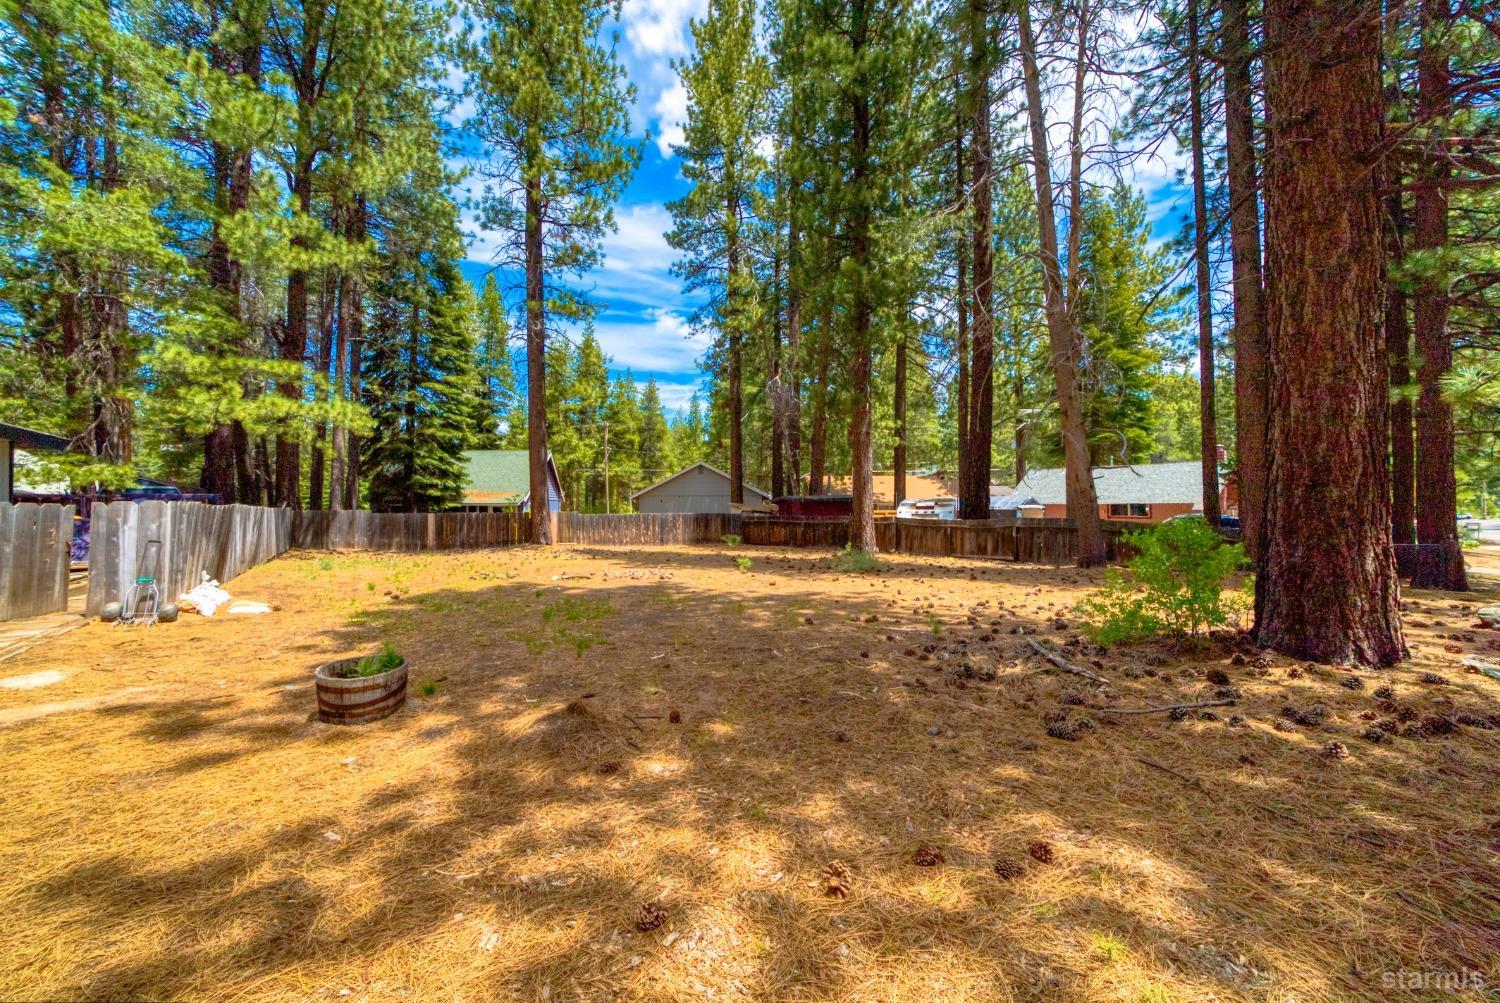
[833,543,882,573]
[348,642,403,677]
[418,678,440,697]
[317,557,334,571]
[1077,518,1247,644]
[735,556,752,572]
[721,533,742,547]
[926,612,943,636]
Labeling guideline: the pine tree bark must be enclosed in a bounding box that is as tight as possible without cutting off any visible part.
[845,0,876,552]
[807,315,832,494]
[894,332,907,506]
[953,111,970,493]
[525,177,553,543]
[1018,1,1105,566]
[1256,0,1405,665]
[960,0,994,520]
[307,268,335,509]
[1222,0,1267,556]
[342,198,366,511]
[276,161,312,507]
[1410,0,1466,591]
[726,183,745,506]
[783,193,803,490]
[1385,179,1415,546]
[1188,0,1221,523]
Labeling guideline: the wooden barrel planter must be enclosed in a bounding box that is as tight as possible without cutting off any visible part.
[314,656,408,725]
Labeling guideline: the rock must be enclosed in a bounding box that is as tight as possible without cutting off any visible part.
[926,725,942,737]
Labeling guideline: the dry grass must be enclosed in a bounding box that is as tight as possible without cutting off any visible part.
[0,544,1496,1002]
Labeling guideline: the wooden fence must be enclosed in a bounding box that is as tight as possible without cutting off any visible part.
[0,503,73,621]
[556,512,737,546]
[86,501,291,616]
[876,517,1133,564]
[741,517,851,549]
[292,509,531,551]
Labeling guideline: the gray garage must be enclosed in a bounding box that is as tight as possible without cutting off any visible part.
[630,462,771,514]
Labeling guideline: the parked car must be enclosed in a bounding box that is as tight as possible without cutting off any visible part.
[897,497,957,520]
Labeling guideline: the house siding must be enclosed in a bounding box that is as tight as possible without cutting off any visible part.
[1038,502,1195,524]
[635,466,763,514]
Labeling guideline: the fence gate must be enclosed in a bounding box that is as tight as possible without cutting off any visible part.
[0,502,74,621]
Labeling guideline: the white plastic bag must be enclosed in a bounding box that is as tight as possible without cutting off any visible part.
[180,572,232,617]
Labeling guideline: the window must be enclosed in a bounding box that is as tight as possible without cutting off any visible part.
[1107,503,1150,519]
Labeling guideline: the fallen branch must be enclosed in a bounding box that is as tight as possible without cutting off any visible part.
[1136,756,1215,800]
[1023,637,1109,685]
[1095,698,1236,716]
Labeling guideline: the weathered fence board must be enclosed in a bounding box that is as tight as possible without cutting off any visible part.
[291,510,531,552]
[86,502,291,616]
[556,512,737,546]
[741,518,850,549]
[0,503,73,621]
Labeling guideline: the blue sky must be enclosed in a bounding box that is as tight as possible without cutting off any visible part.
[450,0,1193,417]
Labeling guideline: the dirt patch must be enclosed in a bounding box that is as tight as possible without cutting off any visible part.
[0,544,1495,1001]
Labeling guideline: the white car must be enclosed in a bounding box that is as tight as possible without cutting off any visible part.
[897,497,957,520]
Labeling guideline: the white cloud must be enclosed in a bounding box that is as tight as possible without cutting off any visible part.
[622,0,703,58]
[592,306,708,375]
[652,79,689,157]
[594,202,681,301]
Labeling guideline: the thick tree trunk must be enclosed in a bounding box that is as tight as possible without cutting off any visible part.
[1410,0,1466,591]
[770,243,785,500]
[1018,2,1105,566]
[1385,179,1415,546]
[1256,0,1405,665]
[525,177,553,544]
[953,116,970,488]
[894,333,907,506]
[960,0,993,520]
[726,188,745,506]
[343,199,366,511]
[276,163,313,508]
[1222,0,1268,557]
[307,269,335,509]
[1188,0,1221,523]
[783,175,803,490]
[846,1,875,551]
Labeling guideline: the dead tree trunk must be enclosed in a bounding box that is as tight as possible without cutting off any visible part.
[1256,0,1406,666]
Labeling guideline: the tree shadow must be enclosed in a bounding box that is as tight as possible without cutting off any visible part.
[5,546,1497,1001]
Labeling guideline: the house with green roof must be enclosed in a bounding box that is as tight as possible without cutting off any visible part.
[459,450,564,513]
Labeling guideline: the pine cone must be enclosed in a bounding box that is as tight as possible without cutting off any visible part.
[1420,672,1447,685]
[1361,726,1388,743]
[596,761,621,775]
[822,859,853,897]
[1340,675,1365,690]
[1372,685,1395,701]
[992,857,1024,880]
[1206,668,1231,686]
[911,844,945,867]
[1027,839,1055,865]
[668,708,682,724]
[1322,741,1350,760]
[635,901,667,933]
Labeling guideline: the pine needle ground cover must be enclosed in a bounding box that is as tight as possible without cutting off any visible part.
[0,546,1495,1002]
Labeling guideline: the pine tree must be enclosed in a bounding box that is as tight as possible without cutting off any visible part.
[667,0,772,508]
[467,0,640,541]
[473,274,517,449]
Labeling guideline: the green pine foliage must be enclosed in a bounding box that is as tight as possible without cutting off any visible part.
[1078,518,1250,643]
